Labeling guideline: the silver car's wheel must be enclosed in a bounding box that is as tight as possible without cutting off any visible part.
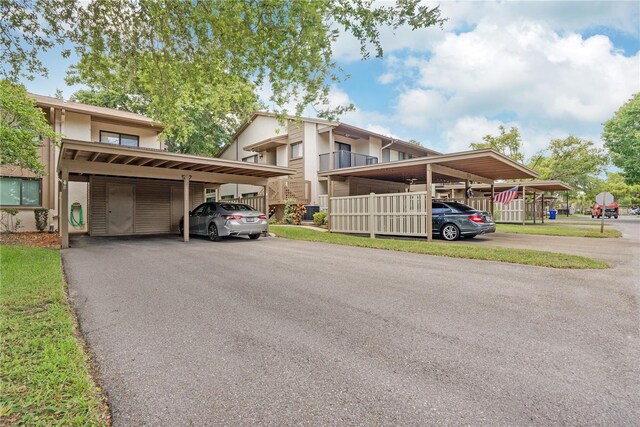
[441,223,460,241]
[208,223,220,241]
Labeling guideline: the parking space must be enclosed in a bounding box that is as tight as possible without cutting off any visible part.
[63,229,639,426]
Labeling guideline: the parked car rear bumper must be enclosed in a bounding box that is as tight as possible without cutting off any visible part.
[221,220,268,237]
[460,224,496,236]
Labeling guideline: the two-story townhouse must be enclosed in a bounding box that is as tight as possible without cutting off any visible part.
[218,112,440,218]
[0,93,165,233]
[1,95,294,247]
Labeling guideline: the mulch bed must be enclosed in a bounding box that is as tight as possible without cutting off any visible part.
[0,232,61,248]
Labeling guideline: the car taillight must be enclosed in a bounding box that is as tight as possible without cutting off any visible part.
[223,214,243,220]
[257,214,267,220]
[468,213,483,223]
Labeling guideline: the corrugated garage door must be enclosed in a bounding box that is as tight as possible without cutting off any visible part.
[89,176,203,236]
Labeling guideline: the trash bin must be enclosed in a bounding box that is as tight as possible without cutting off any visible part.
[549,209,557,220]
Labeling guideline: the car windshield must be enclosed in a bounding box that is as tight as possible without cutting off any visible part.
[445,202,476,212]
[219,203,253,211]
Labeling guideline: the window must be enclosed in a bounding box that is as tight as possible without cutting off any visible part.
[242,192,258,198]
[0,177,41,206]
[221,195,235,200]
[242,154,259,163]
[191,204,207,215]
[100,130,139,147]
[290,142,302,159]
[202,204,215,215]
[382,149,390,162]
[335,142,351,152]
[219,203,253,211]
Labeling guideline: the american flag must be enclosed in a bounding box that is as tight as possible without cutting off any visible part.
[494,186,519,204]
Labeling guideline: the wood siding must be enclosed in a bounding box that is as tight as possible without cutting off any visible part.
[89,176,203,236]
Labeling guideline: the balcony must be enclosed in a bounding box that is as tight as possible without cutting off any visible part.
[318,150,378,171]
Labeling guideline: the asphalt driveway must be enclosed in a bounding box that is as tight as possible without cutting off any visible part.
[64,226,640,426]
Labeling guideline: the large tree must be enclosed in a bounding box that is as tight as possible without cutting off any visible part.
[469,125,524,163]
[602,93,640,185]
[0,80,58,174]
[2,0,445,156]
[528,136,608,193]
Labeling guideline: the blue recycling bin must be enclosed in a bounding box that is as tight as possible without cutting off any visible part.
[549,209,557,220]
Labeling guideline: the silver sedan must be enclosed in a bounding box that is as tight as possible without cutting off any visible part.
[179,202,268,241]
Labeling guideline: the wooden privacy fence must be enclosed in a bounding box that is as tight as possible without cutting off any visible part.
[331,191,429,237]
[457,197,524,223]
[227,196,265,214]
[331,192,545,236]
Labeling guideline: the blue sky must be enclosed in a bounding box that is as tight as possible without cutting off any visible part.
[22,1,640,159]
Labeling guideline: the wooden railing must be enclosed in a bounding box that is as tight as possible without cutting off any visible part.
[226,196,265,214]
[268,179,311,204]
[318,194,328,212]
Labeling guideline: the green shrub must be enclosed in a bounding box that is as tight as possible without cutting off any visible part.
[34,208,49,232]
[313,211,327,225]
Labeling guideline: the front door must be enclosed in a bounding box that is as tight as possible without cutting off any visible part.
[107,183,134,234]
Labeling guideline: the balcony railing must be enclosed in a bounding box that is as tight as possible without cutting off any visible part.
[318,150,378,171]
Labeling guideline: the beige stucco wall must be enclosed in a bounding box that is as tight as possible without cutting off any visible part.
[91,120,160,148]
[64,111,91,140]
[220,116,282,198]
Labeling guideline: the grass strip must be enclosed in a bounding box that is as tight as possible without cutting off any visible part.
[270,226,607,269]
[496,224,621,238]
[548,220,612,227]
[0,245,109,426]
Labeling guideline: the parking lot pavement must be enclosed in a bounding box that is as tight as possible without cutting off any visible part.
[452,216,640,265]
[63,228,639,426]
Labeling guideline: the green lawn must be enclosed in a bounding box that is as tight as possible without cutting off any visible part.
[549,220,611,227]
[496,223,621,238]
[270,226,607,269]
[0,245,109,426]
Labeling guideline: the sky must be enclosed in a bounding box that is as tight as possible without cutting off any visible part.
[23,0,640,159]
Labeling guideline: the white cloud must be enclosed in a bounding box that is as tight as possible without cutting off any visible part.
[412,21,639,123]
[331,1,640,62]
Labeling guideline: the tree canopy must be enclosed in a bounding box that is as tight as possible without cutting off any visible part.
[2,0,445,159]
[528,136,608,193]
[0,80,58,175]
[602,93,640,185]
[469,125,524,163]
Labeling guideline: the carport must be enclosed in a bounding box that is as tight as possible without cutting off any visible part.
[438,180,573,224]
[58,139,295,248]
[318,149,538,241]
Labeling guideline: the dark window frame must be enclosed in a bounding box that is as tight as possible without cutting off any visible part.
[99,130,140,147]
[0,177,42,207]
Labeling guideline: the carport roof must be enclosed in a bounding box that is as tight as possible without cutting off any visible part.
[58,139,295,184]
[319,149,538,184]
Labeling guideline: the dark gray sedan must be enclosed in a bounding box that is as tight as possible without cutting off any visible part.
[432,201,495,241]
[179,202,268,241]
